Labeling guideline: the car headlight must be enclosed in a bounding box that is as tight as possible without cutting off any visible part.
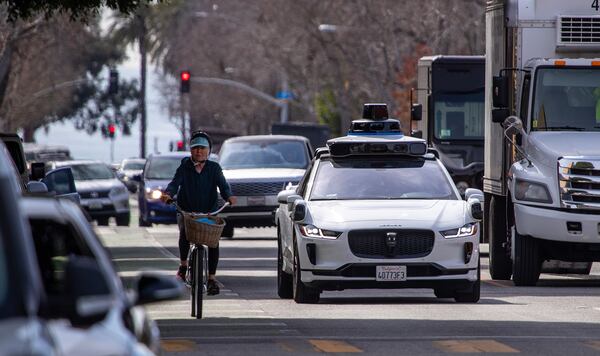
[122,176,129,181]
[514,179,552,203]
[146,189,163,200]
[299,224,341,239]
[109,186,128,197]
[440,223,478,238]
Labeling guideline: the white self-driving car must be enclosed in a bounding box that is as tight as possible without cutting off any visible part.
[275,104,483,304]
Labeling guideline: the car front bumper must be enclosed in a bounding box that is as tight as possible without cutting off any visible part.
[143,199,177,224]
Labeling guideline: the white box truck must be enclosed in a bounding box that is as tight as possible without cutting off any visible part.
[485,0,600,285]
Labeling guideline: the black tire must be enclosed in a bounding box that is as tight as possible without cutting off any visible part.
[116,213,130,226]
[193,246,204,319]
[454,260,481,303]
[221,221,234,239]
[277,229,293,299]
[96,217,109,226]
[433,288,454,299]
[512,232,542,287]
[489,196,512,280]
[138,216,152,227]
[292,242,320,304]
[190,247,196,318]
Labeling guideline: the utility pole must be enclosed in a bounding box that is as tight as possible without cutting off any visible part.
[138,13,148,158]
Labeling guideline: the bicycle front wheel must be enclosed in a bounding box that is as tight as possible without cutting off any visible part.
[192,245,205,319]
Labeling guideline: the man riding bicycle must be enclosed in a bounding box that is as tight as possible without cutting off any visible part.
[161,131,236,295]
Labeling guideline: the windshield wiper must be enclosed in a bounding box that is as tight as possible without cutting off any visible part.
[541,126,585,131]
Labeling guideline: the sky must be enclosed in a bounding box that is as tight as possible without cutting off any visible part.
[33,39,181,164]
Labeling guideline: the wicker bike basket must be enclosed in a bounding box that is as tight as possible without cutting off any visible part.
[182,211,225,248]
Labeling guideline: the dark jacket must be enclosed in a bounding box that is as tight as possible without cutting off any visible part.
[165,157,232,213]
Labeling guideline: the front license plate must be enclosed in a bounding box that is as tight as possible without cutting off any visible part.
[376,265,407,281]
[247,196,266,206]
[88,201,103,210]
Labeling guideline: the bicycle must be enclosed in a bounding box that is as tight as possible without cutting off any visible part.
[171,201,229,319]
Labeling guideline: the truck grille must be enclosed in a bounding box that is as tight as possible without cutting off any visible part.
[559,16,600,45]
[229,181,294,196]
[558,157,600,210]
[348,229,434,259]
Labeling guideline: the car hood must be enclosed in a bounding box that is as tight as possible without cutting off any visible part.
[223,168,305,181]
[307,199,468,229]
[144,179,171,191]
[75,179,123,192]
[528,132,600,166]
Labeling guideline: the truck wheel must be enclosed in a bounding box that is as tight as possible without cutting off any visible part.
[454,260,481,303]
[277,229,293,299]
[292,242,320,304]
[489,196,512,280]
[512,232,542,286]
[221,221,234,239]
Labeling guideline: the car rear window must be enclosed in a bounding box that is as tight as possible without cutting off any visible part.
[310,158,457,201]
[145,156,182,179]
[219,140,308,169]
[69,163,115,180]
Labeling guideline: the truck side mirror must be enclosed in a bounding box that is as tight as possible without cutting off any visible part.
[492,108,510,123]
[411,103,422,121]
[492,75,509,108]
[410,130,423,138]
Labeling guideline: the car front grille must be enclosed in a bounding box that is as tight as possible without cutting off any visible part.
[348,229,435,259]
[558,157,600,210]
[229,181,296,196]
[79,190,110,199]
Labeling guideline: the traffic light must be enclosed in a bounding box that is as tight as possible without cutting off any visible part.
[180,70,191,93]
[176,140,184,151]
[108,123,116,139]
[108,69,119,95]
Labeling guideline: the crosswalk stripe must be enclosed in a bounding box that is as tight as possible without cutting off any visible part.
[585,340,600,351]
[434,340,519,353]
[309,340,363,353]
[161,340,196,352]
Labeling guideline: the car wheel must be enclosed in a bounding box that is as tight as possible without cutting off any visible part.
[138,216,152,227]
[292,241,320,304]
[454,260,481,303]
[96,217,109,226]
[116,213,130,226]
[277,228,293,299]
[489,195,512,280]
[433,288,454,299]
[221,221,234,239]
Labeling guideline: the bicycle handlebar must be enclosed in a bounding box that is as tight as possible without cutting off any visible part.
[169,200,230,217]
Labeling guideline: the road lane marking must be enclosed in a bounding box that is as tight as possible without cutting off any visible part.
[161,340,196,352]
[434,340,519,353]
[482,279,511,288]
[159,335,600,342]
[585,340,600,351]
[309,340,363,353]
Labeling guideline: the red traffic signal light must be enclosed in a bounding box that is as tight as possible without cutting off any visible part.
[180,70,191,93]
[108,124,116,139]
[176,140,184,151]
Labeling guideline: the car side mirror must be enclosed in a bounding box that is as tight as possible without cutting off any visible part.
[30,162,45,181]
[292,200,307,222]
[464,188,483,202]
[27,181,48,194]
[132,174,142,182]
[277,189,294,204]
[469,200,483,221]
[411,103,422,121]
[134,273,183,306]
[65,256,112,326]
[286,194,302,211]
[410,130,423,138]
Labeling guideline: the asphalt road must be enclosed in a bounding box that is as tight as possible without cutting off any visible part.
[97,199,600,355]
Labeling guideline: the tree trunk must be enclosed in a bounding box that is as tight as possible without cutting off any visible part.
[138,14,147,158]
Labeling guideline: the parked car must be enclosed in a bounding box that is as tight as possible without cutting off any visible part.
[23,143,71,168]
[218,135,313,237]
[275,104,483,304]
[0,140,183,355]
[137,152,188,227]
[48,160,130,226]
[117,158,146,193]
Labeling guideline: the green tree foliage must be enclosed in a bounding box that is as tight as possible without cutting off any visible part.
[315,89,341,136]
[1,0,164,21]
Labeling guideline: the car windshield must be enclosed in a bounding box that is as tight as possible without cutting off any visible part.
[69,163,115,180]
[123,161,145,170]
[145,156,182,180]
[219,140,308,169]
[310,158,457,200]
[433,91,484,140]
[531,67,600,132]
